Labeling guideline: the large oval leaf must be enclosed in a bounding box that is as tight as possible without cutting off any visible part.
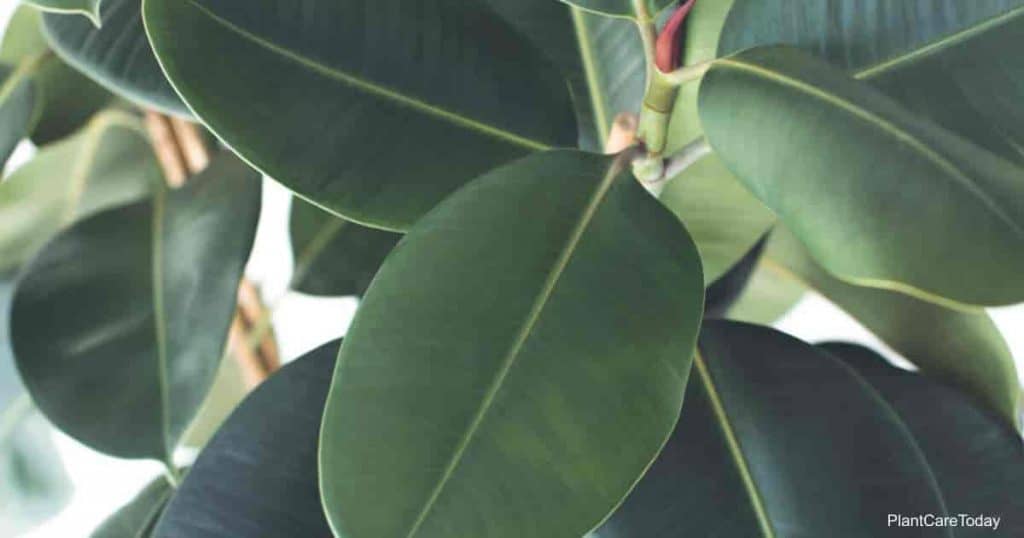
[700,45,1024,307]
[154,341,339,537]
[720,1,1024,165]
[320,150,704,537]
[288,199,400,297]
[10,152,260,463]
[91,475,173,538]
[0,61,40,171]
[42,0,187,115]
[0,110,157,274]
[822,343,1024,535]
[486,0,645,150]
[24,0,103,25]
[144,0,577,231]
[764,228,1021,429]
[0,6,112,145]
[593,321,950,537]
[559,0,673,19]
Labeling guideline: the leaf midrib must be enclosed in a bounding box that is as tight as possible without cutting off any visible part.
[403,157,626,537]
[150,185,173,466]
[716,57,1024,243]
[182,0,550,151]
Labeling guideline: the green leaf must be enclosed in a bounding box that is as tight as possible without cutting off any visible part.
[486,1,645,150]
[0,6,113,145]
[154,341,339,537]
[762,227,1022,430]
[593,321,951,538]
[559,0,673,19]
[10,151,260,463]
[822,343,1024,534]
[143,0,577,231]
[320,150,704,537]
[724,259,805,325]
[91,475,173,538]
[700,45,1024,307]
[703,235,764,318]
[719,0,1024,165]
[0,109,157,274]
[659,156,774,284]
[23,0,103,26]
[0,281,73,536]
[42,0,188,115]
[289,198,400,297]
[0,60,40,171]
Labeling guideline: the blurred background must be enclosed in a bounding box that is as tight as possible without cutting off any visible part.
[1,4,1022,536]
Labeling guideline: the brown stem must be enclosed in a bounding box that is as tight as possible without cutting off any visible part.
[144,111,279,389]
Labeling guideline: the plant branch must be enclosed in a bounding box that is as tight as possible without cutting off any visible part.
[662,59,713,85]
[633,136,711,196]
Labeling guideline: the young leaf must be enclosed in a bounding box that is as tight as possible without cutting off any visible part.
[42,0,187,116]
[486,0,645,150]
[763,228,1022,430]
[10,152,260,463]
[23,0,103,26]
[0,6,112,145]
[592,321,951,538]
[700,45,1024,307]
[559,0,674,19]
[153,341,339,538]
[143,0,577,231]
[0,62,40,171]
[289,199,400,297]
[822,343,1024,534]
[0,110,157,274]
[91,475,173,538]
[719,0,1024,165]
[319,150,704,537]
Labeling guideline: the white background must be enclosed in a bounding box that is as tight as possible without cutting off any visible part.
[2,5,1022,536]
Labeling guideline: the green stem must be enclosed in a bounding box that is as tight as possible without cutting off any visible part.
[633,0,676,156]
[662,59,714,85]
[163,461,182,488]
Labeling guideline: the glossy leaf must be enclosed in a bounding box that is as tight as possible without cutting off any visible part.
[487,1,645,150]
[11,151,260,462]
[0,283,72,536]
[24,0,103,26]
[719,0,1024,165]
[144,0,577,231]
[154,341,339,538]
[763,228,1022,430]
[289,198,400,297]
[91,475,173,538]
[822,342,1024,534]
[559,0,674,19]
[703,235,764,318]
[43,0,187,115]
[700,46,1024,307]
[0,110,157,274]
[0,61,39,171]
[724,259,805,325]
[593,321,950,538]
[320,150,704,537]
[0,6,112,145]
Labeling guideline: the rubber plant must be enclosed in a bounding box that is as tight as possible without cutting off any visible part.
[1,0,1022,536]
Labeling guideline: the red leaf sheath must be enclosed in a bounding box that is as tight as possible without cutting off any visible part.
[655,0,697,73]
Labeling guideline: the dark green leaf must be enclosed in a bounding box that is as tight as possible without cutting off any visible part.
[320,150,704,537]
[0,109,157,274]
[723,259,805,325]
[43,0,188,115]
[24,0,103,26]
[764,227,1021,430]
[289,198,400,297]
[559,0,673,19]
[822,342,1024,535]
[144,0,577,231]
[91,475,173,538]
[593,321,951,538]
[719,0,1024,165]
[0,6,113,145]
[0,61,40,171]
[487,0,644,150]
[704,235,764,318]
[700,46,1024,307]
[154,341,339,538]
[10,151,260,462]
